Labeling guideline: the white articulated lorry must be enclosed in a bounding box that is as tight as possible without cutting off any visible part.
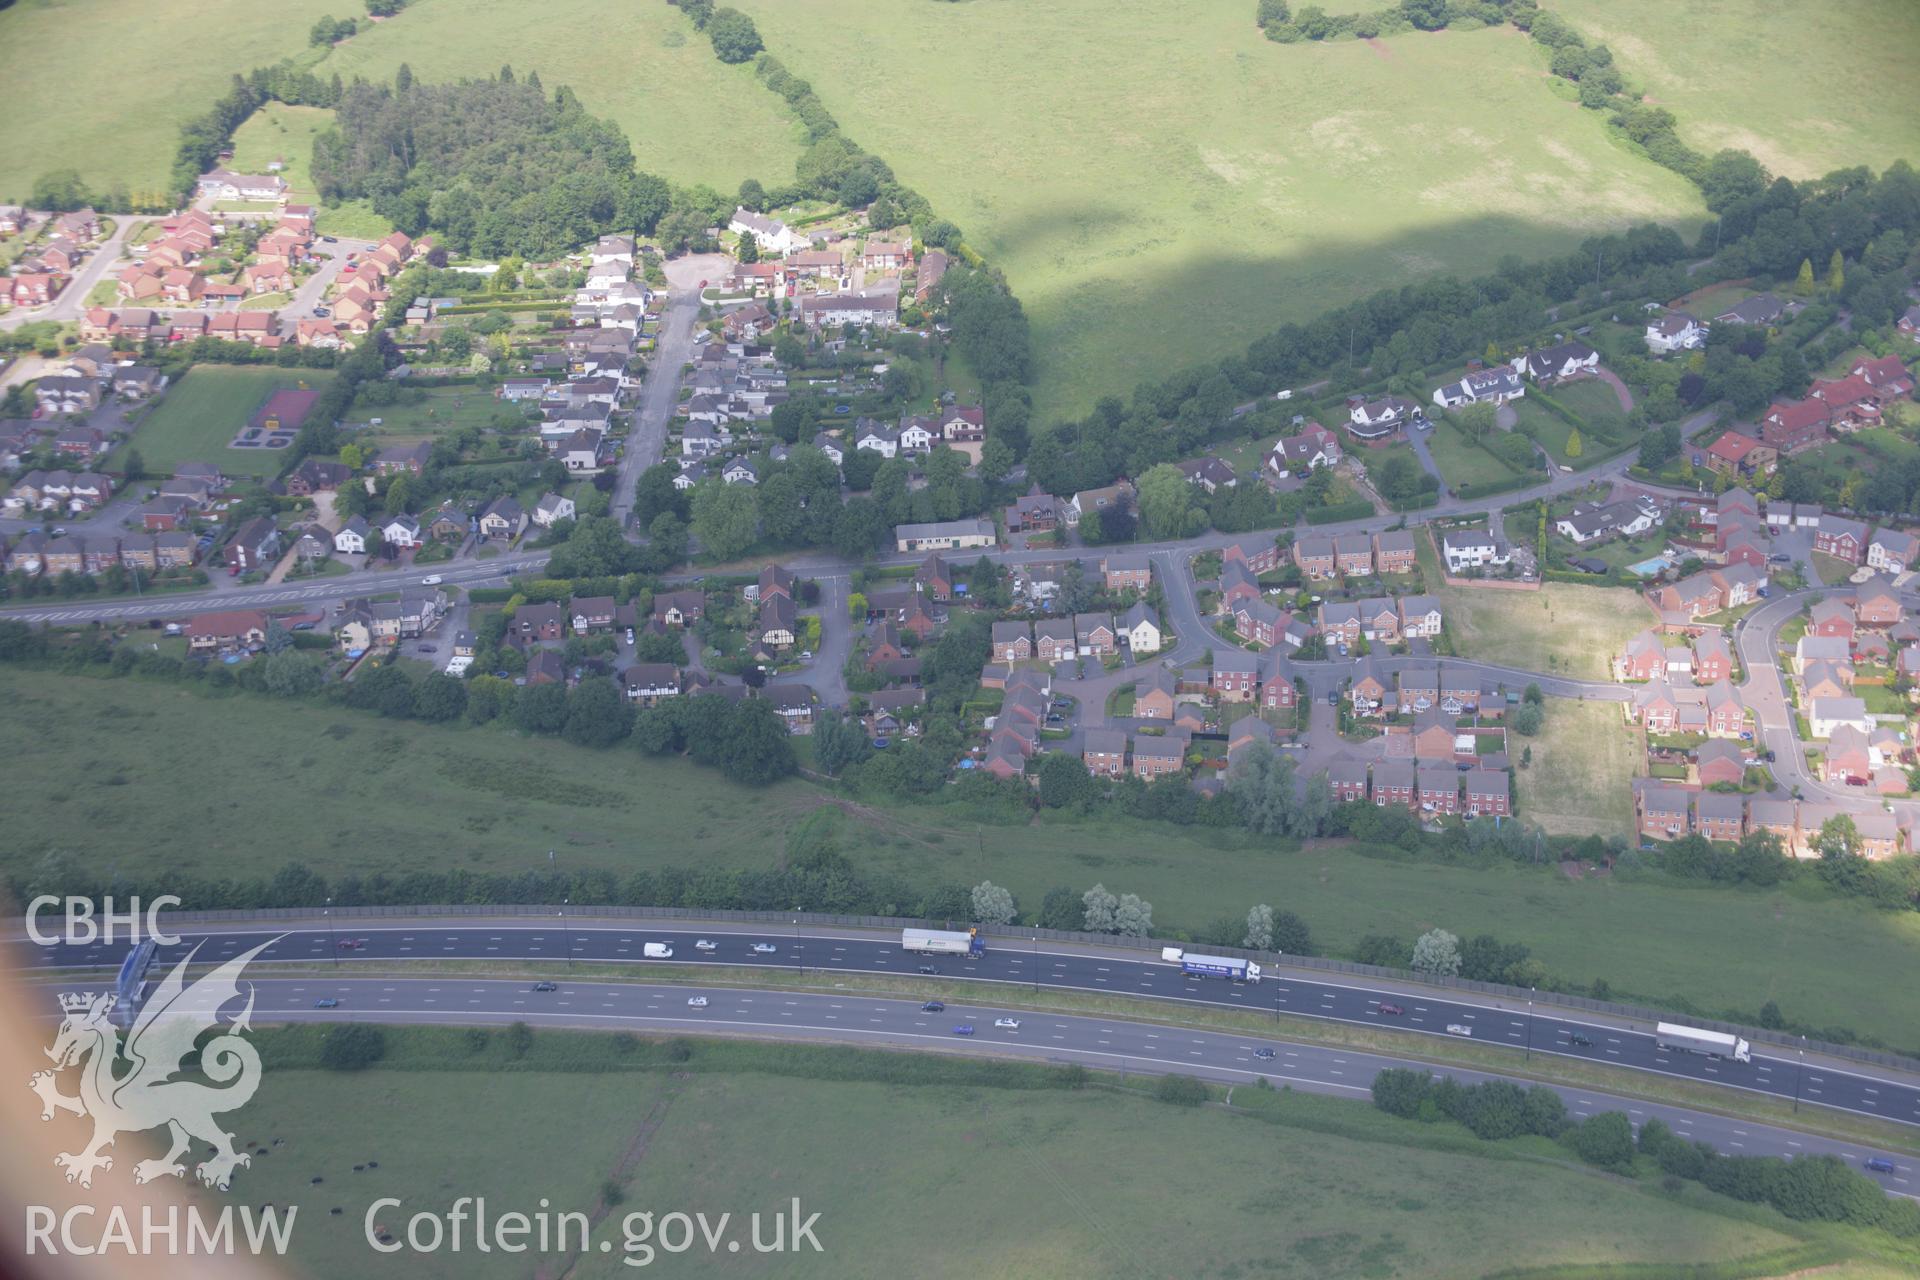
[1161,947,1262,983]
[1655,1022,1751,1063]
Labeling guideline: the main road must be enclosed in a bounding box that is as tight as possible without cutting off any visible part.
[33,918,1920,1133]
[27,970,1911,1196]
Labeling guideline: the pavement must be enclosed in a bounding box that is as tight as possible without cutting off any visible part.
[34,919,1920,1148]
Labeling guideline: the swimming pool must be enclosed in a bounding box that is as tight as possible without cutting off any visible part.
[1626,555,1673,577]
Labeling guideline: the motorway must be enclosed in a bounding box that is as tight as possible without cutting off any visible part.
[26,968,1913,1195]
[34,919,1920,1136]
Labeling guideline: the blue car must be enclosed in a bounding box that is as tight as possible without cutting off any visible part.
[314,998,340,1009]
[951,1024,975,1036]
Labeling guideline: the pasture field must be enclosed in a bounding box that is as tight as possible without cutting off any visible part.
[0,0,339,200]
[1557,0,1920,179]
[7,668,1920,1046]
[735,0,1706,422]
[125,364,335,477]
[217,1037,1813,1280]
[321,0,803,192]
[228,103,333,205]
[1514,697,1642,837]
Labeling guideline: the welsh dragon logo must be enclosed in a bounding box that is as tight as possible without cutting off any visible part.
[30,940,276,1191]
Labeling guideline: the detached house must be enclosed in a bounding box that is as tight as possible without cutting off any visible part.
[1432,366,1524,410]
[1814,515,1868,565]
[1515,340,1600,382]
[1645,311,1707,354]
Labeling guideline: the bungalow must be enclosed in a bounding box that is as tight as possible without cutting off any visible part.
[1555,499,1655,544]
[375,441,434,476]
[184,609,270,654]
[1432,366,1524,410]
[894,518,995,553]
[1646,312,1708,354]
[1515,340,1600,382]
[1714,293,1788,327]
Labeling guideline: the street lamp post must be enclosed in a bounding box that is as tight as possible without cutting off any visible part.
[1525,988,1535,1062]
[1793,1036,1805,1113]
[1031,935,1038,994]
[325,897,337,968]
[563,897,572,972]
[794,917,803,976]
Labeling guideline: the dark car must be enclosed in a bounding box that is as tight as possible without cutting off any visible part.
[951,1025,975,1036]
[921,1000,945,1013]
[1377,1002,1405,1016]
[1253,1047,1277,1061]
[1864,1156,1896,1174]
[917,964,939,975]
[533,981,558,993]
[314,997,340,1009]
[1569,1031,1594,1047]
[335,938,364,951]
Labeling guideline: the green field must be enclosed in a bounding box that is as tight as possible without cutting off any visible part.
[1515,697,1642,837]
[321,0,804,192]
[124,365,332,478]
[9,667,1920,1046]
[1424,417,1527,491]
[216,1036,1820,1280]
[734,0,1706,421]
[0,0,340,201]
[228,103,333,205]
[1557,0,1920,179]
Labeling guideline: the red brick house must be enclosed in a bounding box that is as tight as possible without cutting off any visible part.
[1417,766,1460,815]
[1327,759,1369,802]
[1371,761,1415,809]
[1814,515,1868,564]
[1462,769,1509,817]
[1084,729,1128,778]
[1212,650,1258,702]
[1222,536,1282,575]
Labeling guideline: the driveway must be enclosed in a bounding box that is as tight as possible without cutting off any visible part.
[793,572,851,706]
[1404,425,1446,494]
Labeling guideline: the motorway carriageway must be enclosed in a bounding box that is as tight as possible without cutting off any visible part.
[29,973,1913,1197]
[30,921,1920,1136]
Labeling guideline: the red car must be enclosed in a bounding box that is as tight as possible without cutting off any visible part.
[1377,1002,1405,1016]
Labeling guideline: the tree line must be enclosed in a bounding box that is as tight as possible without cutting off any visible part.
[1373,1068,1920,1238]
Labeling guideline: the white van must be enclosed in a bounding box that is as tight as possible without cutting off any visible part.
[643,942,674,959]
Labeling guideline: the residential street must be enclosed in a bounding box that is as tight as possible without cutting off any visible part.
[611,283,702,528]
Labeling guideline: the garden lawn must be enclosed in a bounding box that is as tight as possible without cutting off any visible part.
[322,0,803,192]
[126,365,335,478]
[351,386,521,444]
[0,0,338,200]
[1436,576,1648,680]
[220,1046,1811,1280]
[8,669,1920,1045]
[1547,376,1632,433]
[732,0,1705,421]
[1424,418,1525,491]
[1514,698,1642,837]
[1556,0,1920,178]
